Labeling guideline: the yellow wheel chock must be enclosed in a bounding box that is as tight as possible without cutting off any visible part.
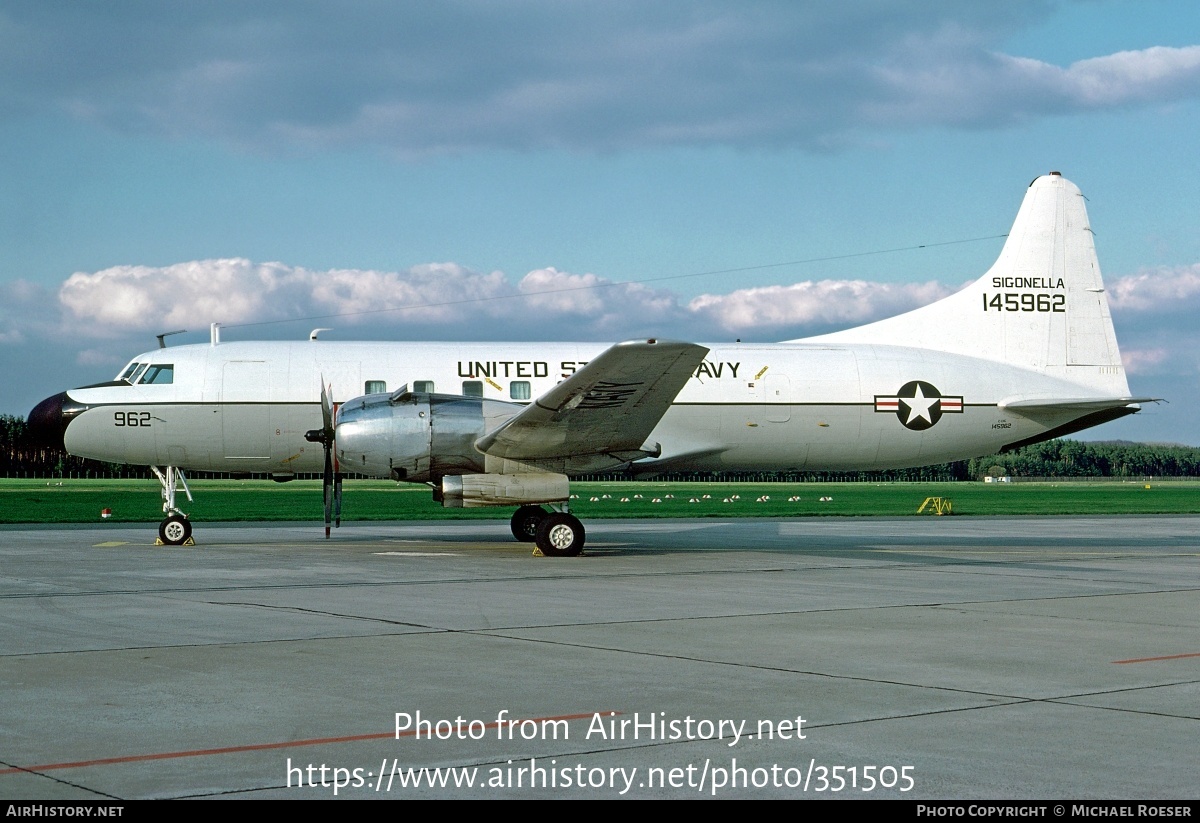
[917,497,953,515]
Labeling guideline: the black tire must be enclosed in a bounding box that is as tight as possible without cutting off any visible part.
[159,514,192,546]
[510,505,548,542]
[534,513,585,557]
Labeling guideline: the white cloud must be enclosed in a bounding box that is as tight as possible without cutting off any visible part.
[869,43,1200,128]
[1066,46,1200,106]
[1107,265,1200,313]
[57,259,515,335]
[60,260,276,332]
[688,279,953,333]
[1120,347,1173,375]
[516,268,681,334]
[1072,266,1200,381]
[57,259,684,340]
[306,264,512,323]
[517,268,611,316]
[56,258,965,343]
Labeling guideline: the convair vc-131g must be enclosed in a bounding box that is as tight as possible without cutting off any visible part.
[29,173,1152,555]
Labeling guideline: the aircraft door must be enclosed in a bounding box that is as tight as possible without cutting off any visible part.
[221,361,271,459]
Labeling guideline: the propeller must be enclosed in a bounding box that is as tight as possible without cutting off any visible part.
[304,378,342,538]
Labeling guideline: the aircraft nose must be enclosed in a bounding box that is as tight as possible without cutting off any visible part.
[27,391,83,451]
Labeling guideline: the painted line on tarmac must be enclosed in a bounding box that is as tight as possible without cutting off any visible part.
[0,711,613,775]
[1113,651,1200,664]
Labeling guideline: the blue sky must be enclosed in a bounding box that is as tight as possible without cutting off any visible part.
[3,1,1199,444]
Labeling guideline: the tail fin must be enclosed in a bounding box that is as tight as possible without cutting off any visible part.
[800,173,1131,397]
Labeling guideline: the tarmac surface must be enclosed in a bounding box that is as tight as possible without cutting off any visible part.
[1,515,1198,800]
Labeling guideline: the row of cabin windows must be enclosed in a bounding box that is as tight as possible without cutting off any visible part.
[364,380,532,401]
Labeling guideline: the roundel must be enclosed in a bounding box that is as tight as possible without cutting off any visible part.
[874,381,964,431]
[894,380,943,431]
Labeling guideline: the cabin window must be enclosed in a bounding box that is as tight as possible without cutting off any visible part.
[510,381,531,400]
[365,380,387,394]
[139,364,174,385]
[413,380,435,393]
[462,381,483,397]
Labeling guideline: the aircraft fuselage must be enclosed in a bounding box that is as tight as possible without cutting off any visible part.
[51,338,1115,477]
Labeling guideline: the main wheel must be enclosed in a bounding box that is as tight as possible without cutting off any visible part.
[510,505,548,542]
[534,513,585,557]
[159,514,192,546]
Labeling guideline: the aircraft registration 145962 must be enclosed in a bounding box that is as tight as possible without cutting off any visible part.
[29,173,1153,555]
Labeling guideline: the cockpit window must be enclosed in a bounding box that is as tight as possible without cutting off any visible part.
[121,363,150,384]
[118,362,145,382]
[139,364,174,385]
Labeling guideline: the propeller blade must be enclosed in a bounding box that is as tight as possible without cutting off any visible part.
[334,473,343,528]
[323,443,333,539]
[318,375,336,538]
[320,379,334,441]
[305,378,338,539]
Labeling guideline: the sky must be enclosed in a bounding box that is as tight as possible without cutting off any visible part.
[3,1,1199,445]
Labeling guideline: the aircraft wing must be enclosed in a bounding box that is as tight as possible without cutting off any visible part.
[475,339,709,463]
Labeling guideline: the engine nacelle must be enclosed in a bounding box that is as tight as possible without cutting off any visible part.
[441,473,570,508]
[335,390,522,483]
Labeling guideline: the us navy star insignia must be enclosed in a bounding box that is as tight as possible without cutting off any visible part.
[874,381,964,431]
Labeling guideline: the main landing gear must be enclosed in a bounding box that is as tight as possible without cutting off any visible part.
[151,465,194,546]
[509,505,585,557]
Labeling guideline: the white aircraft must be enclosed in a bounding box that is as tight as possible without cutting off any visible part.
[29,173,1151,555]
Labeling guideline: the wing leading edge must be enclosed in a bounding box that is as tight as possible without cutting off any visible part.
[475,339,709,466]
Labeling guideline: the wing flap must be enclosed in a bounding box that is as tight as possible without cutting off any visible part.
[475,339,709,462]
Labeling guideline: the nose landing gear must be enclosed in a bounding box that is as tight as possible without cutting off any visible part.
[152,465,194,546]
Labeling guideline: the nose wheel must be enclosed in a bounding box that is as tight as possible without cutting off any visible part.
[158,514,193,546]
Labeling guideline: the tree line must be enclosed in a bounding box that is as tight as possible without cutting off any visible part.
[3,413,1197,480]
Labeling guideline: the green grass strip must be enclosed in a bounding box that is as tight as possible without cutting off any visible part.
[1,478,1197,524]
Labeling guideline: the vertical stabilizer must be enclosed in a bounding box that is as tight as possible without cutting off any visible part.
[799,173,1130,396]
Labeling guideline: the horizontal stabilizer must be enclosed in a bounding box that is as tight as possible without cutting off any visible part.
[476,339,708,462]
[997,395,1159,453]
[1000,397,1158,413]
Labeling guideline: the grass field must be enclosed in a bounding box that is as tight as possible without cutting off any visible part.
[1,478,1197,524]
